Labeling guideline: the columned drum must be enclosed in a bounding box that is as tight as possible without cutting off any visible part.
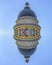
[14,2,41,63]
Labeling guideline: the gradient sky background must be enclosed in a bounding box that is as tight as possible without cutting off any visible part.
[0,0,52,65]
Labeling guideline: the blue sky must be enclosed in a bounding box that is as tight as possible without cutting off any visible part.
[0,0,52,65]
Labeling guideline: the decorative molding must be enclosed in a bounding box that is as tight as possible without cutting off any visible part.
[14,25,40,40]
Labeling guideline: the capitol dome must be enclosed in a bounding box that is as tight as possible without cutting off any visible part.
[18,2,37,18]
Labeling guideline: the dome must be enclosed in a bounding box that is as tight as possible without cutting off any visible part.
[18,47,37,63]
[18,2,37,18]
[18,48,36,56]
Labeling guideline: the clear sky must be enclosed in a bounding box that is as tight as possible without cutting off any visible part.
[0,0,52,65]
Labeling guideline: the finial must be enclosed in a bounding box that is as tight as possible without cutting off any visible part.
[25,59,29,63]
[24,56,30,63]
[25,2,29,7]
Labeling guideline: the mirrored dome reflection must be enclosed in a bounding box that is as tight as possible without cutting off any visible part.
[14,2,41,63]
